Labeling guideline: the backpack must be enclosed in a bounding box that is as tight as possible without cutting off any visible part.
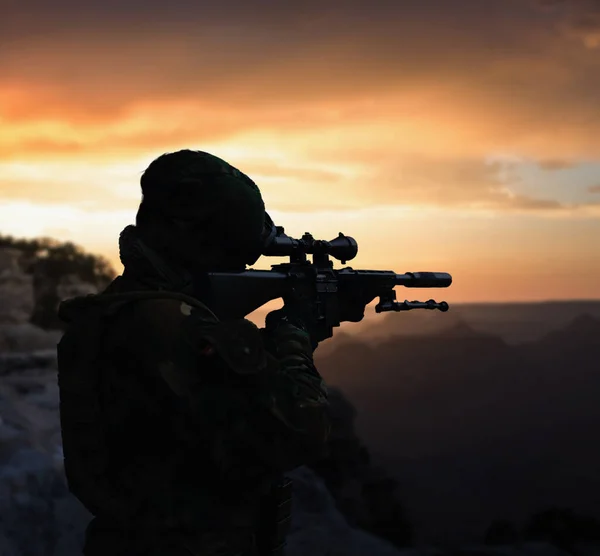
[57,290,219,522]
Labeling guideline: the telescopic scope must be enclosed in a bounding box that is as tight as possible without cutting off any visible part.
[263,228,358,263]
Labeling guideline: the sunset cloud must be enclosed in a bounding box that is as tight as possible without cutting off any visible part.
[3,149,597,215]
[1,0,599,302]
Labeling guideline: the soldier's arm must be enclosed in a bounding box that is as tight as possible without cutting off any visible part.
[128,298,330,483]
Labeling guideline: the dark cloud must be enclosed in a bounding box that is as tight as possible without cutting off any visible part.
[2,0,526,37]
[537,159,577,170]
[535,0,600,46]
[0,2,587,109]
[1,0,598,163]
[1,4,527,110]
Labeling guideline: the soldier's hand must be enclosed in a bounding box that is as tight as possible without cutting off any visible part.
[264,308,319,351]
[265,308,306,332]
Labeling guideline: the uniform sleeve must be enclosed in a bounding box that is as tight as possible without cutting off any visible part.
[128,298,331,483]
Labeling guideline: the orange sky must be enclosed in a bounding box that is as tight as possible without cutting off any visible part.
[1,0,600,303]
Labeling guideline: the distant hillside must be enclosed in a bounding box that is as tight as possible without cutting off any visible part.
[307,300,600,351]
[315,315,600,545]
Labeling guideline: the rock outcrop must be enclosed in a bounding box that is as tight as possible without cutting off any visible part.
[0,248,35,325]
[310,387,413,547]
[0,242,110,331]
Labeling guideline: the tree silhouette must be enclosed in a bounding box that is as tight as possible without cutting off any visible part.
[0,235,117,329]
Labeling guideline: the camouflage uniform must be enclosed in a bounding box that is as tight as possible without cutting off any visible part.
[57,152,331,556]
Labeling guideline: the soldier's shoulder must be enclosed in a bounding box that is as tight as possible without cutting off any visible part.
[91,294,211,355]
[130,296,269,376]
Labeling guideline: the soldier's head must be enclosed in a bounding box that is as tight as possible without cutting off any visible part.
[136,150,269,272]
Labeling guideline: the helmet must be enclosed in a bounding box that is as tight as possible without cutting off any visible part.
[136,150,272,269]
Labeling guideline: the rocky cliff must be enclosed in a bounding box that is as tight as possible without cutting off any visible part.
[0,350,407,556]
[0,351,596,556]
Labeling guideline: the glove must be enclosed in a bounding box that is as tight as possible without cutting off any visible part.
[265,307,308,333]
[264,307,319,351]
